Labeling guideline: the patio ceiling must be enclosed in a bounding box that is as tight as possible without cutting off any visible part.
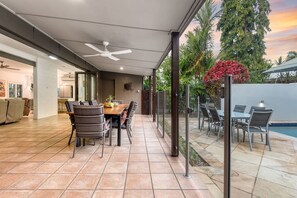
[0,0,205,76]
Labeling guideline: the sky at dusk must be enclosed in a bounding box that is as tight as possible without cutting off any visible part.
[180,0,297,63]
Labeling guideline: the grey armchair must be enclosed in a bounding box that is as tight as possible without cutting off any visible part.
[208,107,224,141]
[73,105,111,158]
[200,104,212,134]
[241,109,273,151]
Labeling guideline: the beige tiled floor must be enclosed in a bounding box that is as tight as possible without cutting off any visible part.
[0,115,211,198]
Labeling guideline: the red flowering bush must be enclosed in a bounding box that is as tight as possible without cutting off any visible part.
[203,60,249,100]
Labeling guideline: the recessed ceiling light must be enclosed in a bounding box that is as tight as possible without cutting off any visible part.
[49,55,58,60]
[120,67,124,70]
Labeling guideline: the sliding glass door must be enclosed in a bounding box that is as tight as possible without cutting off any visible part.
[75,72,97,102]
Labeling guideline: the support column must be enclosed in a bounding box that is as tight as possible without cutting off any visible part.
[171,31,179,156]
[148,76,152,115]
[152,69,156,121]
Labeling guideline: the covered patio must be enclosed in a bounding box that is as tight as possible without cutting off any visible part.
[0,114,213,197]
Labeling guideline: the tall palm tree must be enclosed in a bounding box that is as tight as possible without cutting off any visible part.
[181,0,221,81]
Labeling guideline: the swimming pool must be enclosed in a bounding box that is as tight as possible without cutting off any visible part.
[270,126,297,138]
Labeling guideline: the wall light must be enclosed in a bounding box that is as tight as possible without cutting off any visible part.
[258,100,265,108]
[120,67,124,70]
[49,55,58,60]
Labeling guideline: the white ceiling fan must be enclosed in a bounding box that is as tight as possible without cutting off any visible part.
[83,41,132,61]
[0,60,20,70]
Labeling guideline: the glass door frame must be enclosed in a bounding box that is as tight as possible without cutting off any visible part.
[75,72,98,102]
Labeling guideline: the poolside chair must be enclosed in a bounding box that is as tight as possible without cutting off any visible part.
[208,107,224,141]
[241,109,273,151]
[235,106,266,133]
[233,105,246,113]
[200,104,212,134]
[73,105,111,158]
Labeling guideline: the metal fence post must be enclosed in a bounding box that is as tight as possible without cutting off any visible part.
[224,75,232,198]
[184,85,190,178]
[163,91,166,138]
[197,95,200,129]
[157,92,159,129]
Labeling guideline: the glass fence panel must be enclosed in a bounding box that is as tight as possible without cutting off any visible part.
[162,90,172,145]
[157,91,165,136]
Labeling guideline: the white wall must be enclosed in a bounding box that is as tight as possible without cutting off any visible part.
[34,58,58,119]
[231,84,297,121]
[0,70,33,99]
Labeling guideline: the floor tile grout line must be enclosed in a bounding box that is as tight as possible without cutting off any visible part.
[91,131,115,197]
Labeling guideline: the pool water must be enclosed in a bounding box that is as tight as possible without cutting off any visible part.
[270,126,297,138]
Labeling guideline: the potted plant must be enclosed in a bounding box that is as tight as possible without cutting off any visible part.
[104,95,114,108]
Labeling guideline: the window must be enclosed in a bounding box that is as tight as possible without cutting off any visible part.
[9,83,22,98]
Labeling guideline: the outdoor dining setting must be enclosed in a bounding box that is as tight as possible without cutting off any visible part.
[200,103,273,151]
[64,100,138,158]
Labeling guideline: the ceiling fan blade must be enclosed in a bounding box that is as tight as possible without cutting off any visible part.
[109,49,132,55]
[85,43,104,53]
[83,54,101,57]
[108,55,120,61]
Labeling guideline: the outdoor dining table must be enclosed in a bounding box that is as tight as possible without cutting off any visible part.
[67,104,128,147]
[217,110,250,141]
[104,104,129,146]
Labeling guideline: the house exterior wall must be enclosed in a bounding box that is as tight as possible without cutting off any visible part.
[100,71,142,114]
[230,84,297,121]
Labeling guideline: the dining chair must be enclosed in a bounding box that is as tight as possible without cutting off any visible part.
[200,104,212,134]
[241,109,273,151]
[89,100,99,106]
[65,101,80,145]
[208,106,224,141]
[80,101,90,105]
[123,101,138,142]
[235,105,266,139]
[73,105,111,158]
[112,101,137,144]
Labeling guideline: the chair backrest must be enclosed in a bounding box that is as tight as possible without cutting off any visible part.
[73,106,105,138]
[89,100,99,106]
[65,101,80,113]
[125,101,138,126]
[80,101,90,106]
[200,104,211,119]
[208,107,221,122]
[233,105,246,113]
[248,106,265,114]
[112,100,123,104]
[249,110,273,128]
